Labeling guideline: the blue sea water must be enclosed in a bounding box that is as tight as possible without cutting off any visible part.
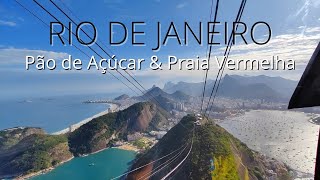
[0,94,114,133]
[32,148,136,180]
[0,94,136,179]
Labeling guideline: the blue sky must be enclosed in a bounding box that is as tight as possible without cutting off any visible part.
[1,0,320,98]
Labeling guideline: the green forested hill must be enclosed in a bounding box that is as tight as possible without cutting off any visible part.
[0,133,72,178]
[69,102,170,156]
[0,102,169,178]
[127,115,292,180]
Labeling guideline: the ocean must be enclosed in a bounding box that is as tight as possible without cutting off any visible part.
[0,94,136,180]
[218,110,319,177]
[0,94,113,133]
[31,148,136,180]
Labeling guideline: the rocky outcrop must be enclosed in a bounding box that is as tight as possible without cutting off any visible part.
[127,103,156,132]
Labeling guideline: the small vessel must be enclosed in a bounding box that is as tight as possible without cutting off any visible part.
[88,163,95,166]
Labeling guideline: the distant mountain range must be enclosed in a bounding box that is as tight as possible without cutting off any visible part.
[114,94,130,100]
[164,81,209,97]
[138,86,191,102]
[163,75,297,101]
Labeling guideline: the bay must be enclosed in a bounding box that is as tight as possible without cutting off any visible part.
[32,148,136,180]
[218,110,319,177]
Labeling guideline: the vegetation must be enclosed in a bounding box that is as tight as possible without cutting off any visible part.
[1,103,292,179]
[212,155,239,180]
[1,102,166,178]
[34,134,68,151]
[132,138,148,149]
[0,131,6,136]
[68,102,168,155]
[147,107,169,131]
[0,135,20,150]
[129,115,291,180]
[0,134,71,176]
[128,114,194,176]
[187,122,236,179]
[68,112,118,155]
[0,127,44,151]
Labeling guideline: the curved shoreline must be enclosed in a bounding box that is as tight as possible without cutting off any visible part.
[20,147,138,179]
[16,156,75,180]
[18,103,123,179]
[52,103,119,135]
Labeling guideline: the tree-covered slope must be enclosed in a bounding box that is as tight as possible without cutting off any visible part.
[0,102,169,178]
[0,133,72,178]
[68,102,170,156]
[0,127,45,151]
[127,115,292,180]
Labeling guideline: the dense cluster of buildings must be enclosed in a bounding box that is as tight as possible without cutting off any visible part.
[173,102,186,111]
[83,93,289,150]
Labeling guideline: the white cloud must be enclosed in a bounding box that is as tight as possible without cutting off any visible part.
[134,27,320,81]
[2,28,320,86]
[303,27,320,33]
[176,2,188,9]
[0,20,16,27]
[0,48,68,66]
[226,28,320,65]
[293,0,320,34]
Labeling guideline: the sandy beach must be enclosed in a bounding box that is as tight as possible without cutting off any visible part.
[52,103,119,135]
[114,144,140,152]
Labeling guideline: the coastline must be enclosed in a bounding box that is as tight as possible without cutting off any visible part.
[219,109,318,178]
[51,103,119,135]
[16,103,130,180]
[16,157,74,180]
[113,143,140,152]
[19,146,138,180]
